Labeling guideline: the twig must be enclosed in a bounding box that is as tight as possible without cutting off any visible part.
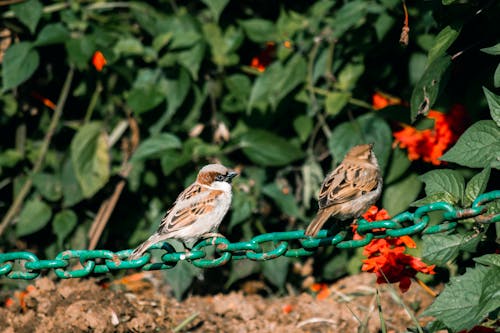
[0,67,74,236]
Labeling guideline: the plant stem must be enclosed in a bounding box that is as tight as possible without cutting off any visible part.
[0,67,74,236]
[172,312,199,332]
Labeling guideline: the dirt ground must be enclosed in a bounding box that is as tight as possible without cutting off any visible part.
[0,272,437,333]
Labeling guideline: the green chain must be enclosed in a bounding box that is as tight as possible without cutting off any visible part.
[1,191,499,280]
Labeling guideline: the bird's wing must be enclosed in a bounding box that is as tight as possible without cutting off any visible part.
[157,184,223,232]
[318,163,379,209]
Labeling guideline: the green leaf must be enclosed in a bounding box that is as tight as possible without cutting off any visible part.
[411,192,456,207]
[328,113,392,171]
[113,37,145,56]
[442,0,459,4]
[127,85,166,114]
[239,129,304,166]
[293,115,313,142]
[0,149,23,168]
[262,256,290,289]
[262,183,301,218]
[423,265,500,331]
[34,23,70,46]
[150,69,191,134]
[418,169,464,205]
[65,36,96,70]
[382,173,422,216]
[239,18,277,43]
[336,61,365,91]
[410,55,451,121]
[427,25,461,65]
[222,74,251,113]
[2,42,39,91]
[474,254,500,268]
[12,0,43,34]
[480,43,500,55]
[61,158,84,207]
[483,87,500,127]
[16,198,52,237]
[464,167,491,207]
[331,1,369,39]
[325,91,351,117]
[301,156,324,209]
[269,54,306,110]
[228,190,255,230]
[52,210,78,247]
[440,120,500,169]
[422,234,462,265]
[494,63,500,88]
[132,133,181,161]
[177,43,206,80]
[32,173,63,202]
[70,122,110,198]
[385,147,412,184]
[201,0,229,23]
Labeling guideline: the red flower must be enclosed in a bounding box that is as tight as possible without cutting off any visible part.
[249,42,275,72]
[92,50,107,71]
[356,206,435,293]
[393,104,467,165]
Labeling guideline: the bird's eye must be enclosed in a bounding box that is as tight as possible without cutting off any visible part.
[215,174,225,181]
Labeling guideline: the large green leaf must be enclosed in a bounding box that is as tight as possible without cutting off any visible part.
[2,42,39,91]
[483,87,500,127]
[239,18,277,43]
[440,120,500,169]
[262,183,301,219]
[410,55,451,121]
[427,24,461,65]
[418,169,464,205]
[132,133,182,161]
[52,210,78,247]
[65,36,96,70]
[239,129,304,166]
[34,23,70,46]
[61,158,84,207]
[423,265,500,331]
[32,173,63,202]
[70,122,110,198]
[422,233,480,265]
[464,167,491,207]
[327,113,392,171]
[262,256,290,289]
[382,173,421,216]
[11,0,43,33]
[16,198,52,237]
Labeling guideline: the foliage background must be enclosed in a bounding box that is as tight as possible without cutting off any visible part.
[1,0,499,330]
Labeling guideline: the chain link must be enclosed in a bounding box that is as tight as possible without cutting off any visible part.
[1,190,499,280]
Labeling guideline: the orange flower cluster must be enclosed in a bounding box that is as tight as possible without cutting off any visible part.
[372,92,467,165]
[356,206,436,293]
[249,42,276,72]
[92,50,107,72]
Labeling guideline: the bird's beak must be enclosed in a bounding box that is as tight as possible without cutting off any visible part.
[225,171,238,183]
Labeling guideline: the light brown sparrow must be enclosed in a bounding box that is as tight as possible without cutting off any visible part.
[129,164,238,259]
[305,144,382,237]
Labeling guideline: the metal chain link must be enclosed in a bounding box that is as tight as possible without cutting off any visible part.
[1,191,499,280]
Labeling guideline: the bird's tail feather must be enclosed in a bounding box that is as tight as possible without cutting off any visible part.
[129,233,163,260]
[305,209,331,237]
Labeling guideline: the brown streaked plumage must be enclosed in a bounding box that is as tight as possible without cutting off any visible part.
[305,144,382,237]
[129,164,238,260]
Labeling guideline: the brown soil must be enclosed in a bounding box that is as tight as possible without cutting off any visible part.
[0,273,436,333]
